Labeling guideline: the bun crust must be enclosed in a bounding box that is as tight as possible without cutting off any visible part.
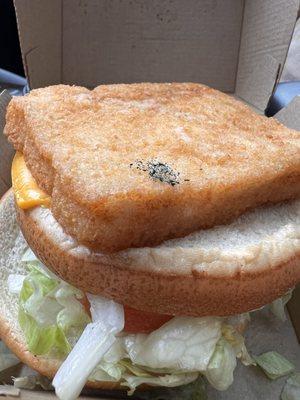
[0,190,122,390]
[5,83,300,252]
[17,193,300,317]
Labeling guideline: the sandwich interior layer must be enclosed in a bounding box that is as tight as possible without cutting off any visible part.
[0,190,297,398]
[7,243,292,394]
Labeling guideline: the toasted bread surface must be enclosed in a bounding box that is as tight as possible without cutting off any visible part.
[5,83,300,252]
[16,191,300,316]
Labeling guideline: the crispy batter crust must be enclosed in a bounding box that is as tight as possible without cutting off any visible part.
[17,200,300,317]
[5,83,300,252]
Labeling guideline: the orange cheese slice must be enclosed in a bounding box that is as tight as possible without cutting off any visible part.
[12,152,51,209]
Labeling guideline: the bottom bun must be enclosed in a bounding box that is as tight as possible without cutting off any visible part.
[0,189,122,389]
[17,190,300,316]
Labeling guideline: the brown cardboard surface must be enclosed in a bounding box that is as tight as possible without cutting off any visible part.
[14,0,62,89]
[0,390,99,400]
[236,0,299,105]
[0,91,13,197]
[62,0,243,90]
[14,0,300,115]
[288,286,300,342]
[13,0,300,111]
[207,309,300,400]
[275,95,300,130]
[14,0,244,92]
[235,54,280,112]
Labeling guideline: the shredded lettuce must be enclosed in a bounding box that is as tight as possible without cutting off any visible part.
[254,351,295,380]
[7,274,25,295]
[221,324,255,366]
[15,247,294,398]
[53,294,124,400]
[18,257,90,357]
[204,338,236,391]
[281,373,300,400]
[119,359,152,377]
[137,376,207,400]
[122,372,199,395]
[91,361,126,382]
[123,316,222,371]
[13,375,53,391]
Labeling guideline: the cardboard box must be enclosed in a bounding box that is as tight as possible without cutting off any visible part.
[0,0,299,398]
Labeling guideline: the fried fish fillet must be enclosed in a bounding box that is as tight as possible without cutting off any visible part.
[5,83,300,252]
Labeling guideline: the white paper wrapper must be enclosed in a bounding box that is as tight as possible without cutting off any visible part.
[207,308,300,400]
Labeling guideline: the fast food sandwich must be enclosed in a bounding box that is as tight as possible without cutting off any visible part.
[0,83,299,399]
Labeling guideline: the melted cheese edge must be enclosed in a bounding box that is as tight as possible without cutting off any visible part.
[12,152,51,209]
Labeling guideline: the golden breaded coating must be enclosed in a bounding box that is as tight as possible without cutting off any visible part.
[5,83,300,252]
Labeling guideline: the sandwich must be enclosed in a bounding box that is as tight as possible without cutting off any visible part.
[0,82,299,400]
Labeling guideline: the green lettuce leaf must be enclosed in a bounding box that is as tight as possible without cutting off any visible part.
[122,372,199,395]
[119,359,152,377]
[123,317,222,371]
[221,324,255,366]
[204,338,236,391]
[19,308,70,356]
[136,376,207,400]
[254,351,295,380]
[7,274,25,294]
[13,375,53,391]
[18,257,90,357]
[90,361,126,382]
[281,373,300,400]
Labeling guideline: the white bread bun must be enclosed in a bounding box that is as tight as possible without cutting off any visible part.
[15,190,300,316]
[0,189,122,389]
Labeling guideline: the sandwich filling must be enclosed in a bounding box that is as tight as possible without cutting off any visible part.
[8,247,292,398]
[12,152,51,209]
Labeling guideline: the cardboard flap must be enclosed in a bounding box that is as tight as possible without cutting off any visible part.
[235,54,280,112]
[288,286,300,342]
[275,95,300,130]
[0,90,13,197]
[236,0,299,109]
[14,0,244,91]
[13,0,62,89]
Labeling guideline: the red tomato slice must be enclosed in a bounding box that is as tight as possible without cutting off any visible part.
[124,305,173,334]
[79,294,172,333]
